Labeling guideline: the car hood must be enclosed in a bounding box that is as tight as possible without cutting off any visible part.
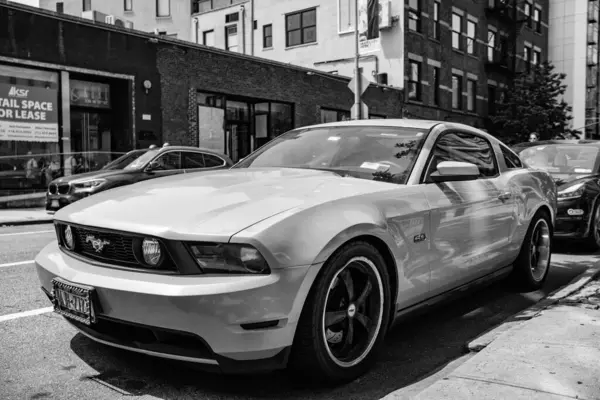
[551,173,599,189]
[54,167,397,241]
[50,169,129,184]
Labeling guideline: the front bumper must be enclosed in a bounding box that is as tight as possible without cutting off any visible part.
[45,193,86,212]
[554,197,592,239]
[35,241,319,373]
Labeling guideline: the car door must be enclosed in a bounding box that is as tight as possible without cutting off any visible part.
[420,131,514,296]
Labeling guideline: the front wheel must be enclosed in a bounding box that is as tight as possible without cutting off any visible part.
[585,202,600,250]
[510,210,552,291]
[288,241,391,383]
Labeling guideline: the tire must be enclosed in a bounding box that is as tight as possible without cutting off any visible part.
[585,202,600,251]
[288,241,391,384]
[510,210,552,291]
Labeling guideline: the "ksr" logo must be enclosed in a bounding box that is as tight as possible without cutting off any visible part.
[8,86,29,98]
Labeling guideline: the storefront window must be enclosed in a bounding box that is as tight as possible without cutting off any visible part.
[0,63,60,197]
[270,102,293,137]
[321,108,350,123]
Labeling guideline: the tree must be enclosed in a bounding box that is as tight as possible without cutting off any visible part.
[491,61,578,144]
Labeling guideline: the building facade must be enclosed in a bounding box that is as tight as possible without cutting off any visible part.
[0,1,403,199]
[403,0,549,128]
[191,0,404,88]
[549,0,600,139]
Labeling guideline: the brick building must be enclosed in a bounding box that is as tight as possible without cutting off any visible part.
[403,0,549,130]
[0,0,403,196]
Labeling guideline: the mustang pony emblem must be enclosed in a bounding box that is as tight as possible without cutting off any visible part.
[85,235,110,253]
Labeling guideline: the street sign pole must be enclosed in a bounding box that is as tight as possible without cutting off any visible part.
[353,0,361,120]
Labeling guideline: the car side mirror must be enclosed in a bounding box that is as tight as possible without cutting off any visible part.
[145,161,160,173]
[429,161,479,183]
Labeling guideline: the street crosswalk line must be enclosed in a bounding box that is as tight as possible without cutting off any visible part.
[0,307,53,323]
[0,260,34,268]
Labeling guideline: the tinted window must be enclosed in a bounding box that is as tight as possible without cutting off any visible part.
[153,152,182,170]
[501,145,523,169]
[233,126,427,184]
[203,154,225,167]
[518,144,600,174]
[103,150,148,170]
[426,132,498,179]
[182,152,205,169]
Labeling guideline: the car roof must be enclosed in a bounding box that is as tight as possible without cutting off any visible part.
[306,118,444,130]
[512,140,600,150]
[155,145,229,157]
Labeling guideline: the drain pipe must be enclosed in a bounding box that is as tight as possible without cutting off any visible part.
[250,0,255,56]
[240,4,246,54]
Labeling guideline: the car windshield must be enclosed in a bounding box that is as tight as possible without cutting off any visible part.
[122,149,160,170]
[232,125,428,184]
[518,144,600,174]
[102,150,149,170]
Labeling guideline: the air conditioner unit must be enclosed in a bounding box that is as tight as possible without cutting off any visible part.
[153,28,168,35]
[379,0,392,30]
[105,15,115,24]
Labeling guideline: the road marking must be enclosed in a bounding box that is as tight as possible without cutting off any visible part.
[0,229,54,237]
[0,260,34,268]
[0,307,53,323]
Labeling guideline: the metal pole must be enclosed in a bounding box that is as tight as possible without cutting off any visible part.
[354,0,361,119]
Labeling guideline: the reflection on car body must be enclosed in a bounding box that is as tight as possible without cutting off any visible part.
[36,119,556,384]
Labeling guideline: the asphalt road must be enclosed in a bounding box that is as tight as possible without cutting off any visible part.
[1,223,598,400]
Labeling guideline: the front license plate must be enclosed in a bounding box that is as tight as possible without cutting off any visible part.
[51,277,97,325]
[51,200,59,208]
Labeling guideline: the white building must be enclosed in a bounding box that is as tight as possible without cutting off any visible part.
[549,0,600,138]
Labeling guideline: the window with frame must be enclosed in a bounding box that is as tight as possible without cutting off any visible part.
[452,74,462,109]
[153,152,182,170]
[533,8,541,33]
[263,24,273,48]
[467,79,477,112]
[533,49,541,65]
[226,25,238,52]
[432,66,440,106]
[182,152,205,169]
[82,0,91,12]
[124,0,132,11]
[320,108,350,123]
[452,13,463,50]
[467,19,476,54]
[501,146,523,169]
[156,0,170,17]
[588,22,598,44]
[286,8,317,47]
[408,0,421,32]
[204,154,226,167]
[524,45,532,72]
[432,1,440,39]
[408,60,422,101]
[425,132,498,181]
[338,0,356,33]
[524,2,532,28]
[487,29,496,61]
[203,30,214,46]
[487,85,497,115]
[56,2,64,12]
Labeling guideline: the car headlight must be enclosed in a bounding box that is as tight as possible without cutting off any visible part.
[71,179,106,193]
[188,243,270,274]
[557,182,585,199]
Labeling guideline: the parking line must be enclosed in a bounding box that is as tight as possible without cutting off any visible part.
[0,307,53,323]
[0,260,34,268]
[0,230,54,237]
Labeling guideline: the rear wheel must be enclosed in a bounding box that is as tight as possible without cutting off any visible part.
[288,241,391,383]
[585,202,600,250]
[510,210,552,291]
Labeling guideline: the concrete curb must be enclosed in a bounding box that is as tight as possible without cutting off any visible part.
[466,263,600,352]
[0,218,53,227]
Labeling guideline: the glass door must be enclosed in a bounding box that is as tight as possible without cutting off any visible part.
[70,111,112,175]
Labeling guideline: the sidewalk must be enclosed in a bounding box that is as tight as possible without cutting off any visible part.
[0,208,53,226]
[387,270,600,400]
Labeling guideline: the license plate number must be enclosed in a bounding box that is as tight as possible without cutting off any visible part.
[51,200,59,208]
[51,277,97,325]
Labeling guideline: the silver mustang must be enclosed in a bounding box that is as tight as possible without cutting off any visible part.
[35,119,557,383]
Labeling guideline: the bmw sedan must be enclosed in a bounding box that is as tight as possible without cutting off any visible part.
[36,120,556,383]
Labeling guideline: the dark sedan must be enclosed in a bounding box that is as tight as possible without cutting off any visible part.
[46,145,232,213]
[513,140,600,248]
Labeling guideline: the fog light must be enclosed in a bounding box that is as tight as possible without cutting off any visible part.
[567,209,584,216]
[142,238,162,266]
[64,225,75,250]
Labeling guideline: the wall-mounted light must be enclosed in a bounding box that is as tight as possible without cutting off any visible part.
[143,80,152,94]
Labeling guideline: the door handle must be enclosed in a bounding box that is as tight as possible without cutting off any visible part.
[498,192,512,201]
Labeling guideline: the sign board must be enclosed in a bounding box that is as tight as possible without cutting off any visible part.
[348,73,371,96]
[351,102,369,119]
[70,79,111,109]
[0,83,59,142]
[358,0,381,54]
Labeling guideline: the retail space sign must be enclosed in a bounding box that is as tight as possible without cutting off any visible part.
[70,79,111,109]
[358,0,381,54]
[0,83,59,143]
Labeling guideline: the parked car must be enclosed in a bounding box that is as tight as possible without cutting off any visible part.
[513,139,600,249]
[45,145,232,213]
[35,120,556,383]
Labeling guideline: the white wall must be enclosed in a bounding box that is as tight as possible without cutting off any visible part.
[549,0,588,130]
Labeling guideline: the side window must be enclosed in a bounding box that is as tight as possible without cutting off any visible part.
[203,153,226,167]
[153,152,182,170]
[501,145,523,169]
[182,152,205,169]
[425,132,498,180]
